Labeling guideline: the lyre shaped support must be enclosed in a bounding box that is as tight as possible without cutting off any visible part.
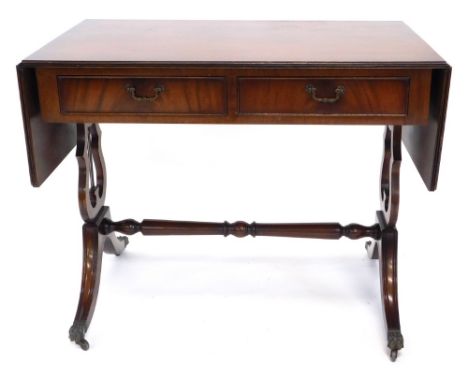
[77,123,107,222]
[70,124,128,350]
[69,123,404,361]
[380,125,402,226]
[367,125,404,361]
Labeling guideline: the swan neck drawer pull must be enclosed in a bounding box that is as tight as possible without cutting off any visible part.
[126,85,165,102]
[305,84,345,103]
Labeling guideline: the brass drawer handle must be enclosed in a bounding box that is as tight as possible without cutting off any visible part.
[126,85,165,102]
[305,84,345,103]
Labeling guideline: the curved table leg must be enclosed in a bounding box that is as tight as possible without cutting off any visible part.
[69,207,129,350]
[376,212,404,361]
[366,125,404,361]
[381,226,404,362]
[69,220,104,350]
[70,124,129,350]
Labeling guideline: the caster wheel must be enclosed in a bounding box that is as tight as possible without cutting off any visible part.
[119,236,129,246]
[103,235,129,256]
[115,236,129,256]
[69,323,90,350]
[78,338,90,351]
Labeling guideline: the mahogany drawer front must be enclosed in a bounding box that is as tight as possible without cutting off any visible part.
[238,77,409,116]
[36,68,431,124]
[57,76,227,115]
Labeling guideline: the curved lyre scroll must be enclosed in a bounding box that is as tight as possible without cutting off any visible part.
[70,124,128,350]
[367,125,404,361]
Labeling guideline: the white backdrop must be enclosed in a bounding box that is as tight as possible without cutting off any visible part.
[1,1,467,381]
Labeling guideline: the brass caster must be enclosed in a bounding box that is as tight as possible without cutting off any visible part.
[119,236,129,245]
[114,236,129,256]
[365,239,379,260]
[103,235,129,256]
[77,338,90,351]
[387,330,403,361]
[69,322,90,351]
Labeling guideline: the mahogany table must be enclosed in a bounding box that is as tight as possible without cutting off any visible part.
[17,20,451,361]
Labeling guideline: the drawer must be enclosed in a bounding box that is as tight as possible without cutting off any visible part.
[57,76,227,115]
[238,77,409,116]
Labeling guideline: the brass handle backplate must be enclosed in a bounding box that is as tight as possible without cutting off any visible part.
[305,84,345,103]
[126,85,165,102]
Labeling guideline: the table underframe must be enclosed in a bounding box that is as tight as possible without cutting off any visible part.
[68,123,404,361]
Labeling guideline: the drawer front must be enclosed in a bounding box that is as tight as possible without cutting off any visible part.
[238,77,409,116]
[58,76,227,115]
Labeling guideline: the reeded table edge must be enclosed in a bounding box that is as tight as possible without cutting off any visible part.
[19,60,450,68]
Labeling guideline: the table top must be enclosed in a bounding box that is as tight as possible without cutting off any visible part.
[18,20,451,191]
[24,20,446,65]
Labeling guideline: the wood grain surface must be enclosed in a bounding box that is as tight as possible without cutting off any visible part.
[24,20,445,65]
[18,20,450,190]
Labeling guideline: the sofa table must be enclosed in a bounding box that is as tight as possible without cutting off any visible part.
[17,20,451,361]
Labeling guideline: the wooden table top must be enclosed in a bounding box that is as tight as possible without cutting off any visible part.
[24,20,445,65]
